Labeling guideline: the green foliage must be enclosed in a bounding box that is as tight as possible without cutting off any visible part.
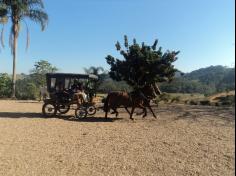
[154,93,172,103]
[30,60,58,87]
[160,78,214,94]
[0,73,11,97]
[0,60,57,100]
[98,78,132,93]
[16,79,38,100]
[106,36,179,89]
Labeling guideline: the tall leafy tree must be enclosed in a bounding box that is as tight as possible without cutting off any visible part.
[30,60,58,87]
[106,36,180,90]
[0,0,48,98]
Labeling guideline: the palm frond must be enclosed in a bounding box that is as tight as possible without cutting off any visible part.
[24,21,30,51]
[8,25,13,53]
[24,9,48,30]
[1,25,5,48]
[26,0,44,8]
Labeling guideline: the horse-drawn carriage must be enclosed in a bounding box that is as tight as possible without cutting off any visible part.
[42,73,98,118]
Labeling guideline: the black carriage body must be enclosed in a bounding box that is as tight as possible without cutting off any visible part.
[46,73,98,97]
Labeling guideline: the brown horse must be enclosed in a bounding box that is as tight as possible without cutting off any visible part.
[103,83,162,120]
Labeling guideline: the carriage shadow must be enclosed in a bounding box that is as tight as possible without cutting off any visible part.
[0,112,123,122]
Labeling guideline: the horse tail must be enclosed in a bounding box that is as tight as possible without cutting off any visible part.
[103,93,111,112]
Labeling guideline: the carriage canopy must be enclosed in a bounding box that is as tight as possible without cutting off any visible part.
[46,73,98,93]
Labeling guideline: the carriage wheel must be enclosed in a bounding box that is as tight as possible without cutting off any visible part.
[86,105,96,115]
[57,104,70,114]
[42,103,57,117]
[75,107,87,119]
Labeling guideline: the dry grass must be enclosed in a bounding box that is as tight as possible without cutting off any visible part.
[0,100,235,176]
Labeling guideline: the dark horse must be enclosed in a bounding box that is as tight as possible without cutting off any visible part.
[103,83,162,120]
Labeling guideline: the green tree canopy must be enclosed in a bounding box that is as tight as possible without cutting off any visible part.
[30,60,58,87]
[106,36,180,89]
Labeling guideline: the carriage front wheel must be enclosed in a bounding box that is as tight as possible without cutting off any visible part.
[75,107,87,119]
[42,102,57,117]
[86,105,96,115]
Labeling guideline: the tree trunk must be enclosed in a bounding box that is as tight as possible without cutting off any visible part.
[11,23,18,98]
[153,83,162,95]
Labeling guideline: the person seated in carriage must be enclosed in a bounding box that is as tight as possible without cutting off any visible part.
[70,80,88,105]
[55,81,70,103]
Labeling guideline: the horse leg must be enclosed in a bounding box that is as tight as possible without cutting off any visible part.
[111,108,119,118]
[142,108,147,118]
[147,105,157,118]
[104,105,110,119]
[111,108,116,114]
[130,106,135,120]
[137,103,147,118]
[125,107,130,115]
[105,110,108,118]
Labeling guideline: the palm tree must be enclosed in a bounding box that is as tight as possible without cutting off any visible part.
[84,66,104,75]
[0,0,48,98]
[84,66,105,96]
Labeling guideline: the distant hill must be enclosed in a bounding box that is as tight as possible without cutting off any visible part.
[184,66,235,91]
[161,65,235,94]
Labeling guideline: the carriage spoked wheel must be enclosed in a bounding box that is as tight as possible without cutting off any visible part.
[42,103,57,117]
[75,107,87,119]
[86,105,96,116]
[57,104,70,114]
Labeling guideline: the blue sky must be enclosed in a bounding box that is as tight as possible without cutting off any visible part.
[0,0,235,74]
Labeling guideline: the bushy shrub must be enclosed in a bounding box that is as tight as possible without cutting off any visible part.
[171,96,181,103]
[155,93,172,103]
[199,100,211,106]
[0,73,12,98]
[214,95,235,106]
[98,80,132,93]
[16,79,39,100]
[189,100,198,105]
[184,100,189,104]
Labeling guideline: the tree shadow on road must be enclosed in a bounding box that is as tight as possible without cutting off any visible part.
[172,105,235,127]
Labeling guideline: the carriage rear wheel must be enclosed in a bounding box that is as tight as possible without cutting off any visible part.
[75,107,87,119]
[86,105,96,115]
[42,102,57,117]
[57,104,70,114]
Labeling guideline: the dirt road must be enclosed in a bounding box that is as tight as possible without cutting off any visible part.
[0,100,234,176]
